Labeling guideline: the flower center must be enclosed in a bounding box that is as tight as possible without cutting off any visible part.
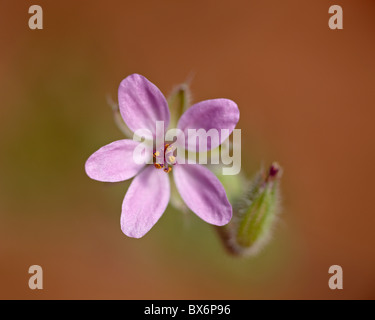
[153,144,177,173]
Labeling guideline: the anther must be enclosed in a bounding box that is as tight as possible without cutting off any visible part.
[154,163,163,169]
[163,167,172,173]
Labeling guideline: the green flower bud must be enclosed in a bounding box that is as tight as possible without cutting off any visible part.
[167,83,191,129]
[236,163,282,250]
[216,162,282,256]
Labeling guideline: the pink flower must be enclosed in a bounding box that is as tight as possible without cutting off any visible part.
[85,74,239,238]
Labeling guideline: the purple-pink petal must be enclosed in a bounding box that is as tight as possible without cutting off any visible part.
[85,139,145,182]
[173,164,232,226]
[118,74,170,136]
[121,166,170,238]
[177,99,239,151]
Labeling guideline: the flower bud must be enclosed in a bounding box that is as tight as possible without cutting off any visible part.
[167,83,191,129]
[235,162,282,253]
[216,162,282,256]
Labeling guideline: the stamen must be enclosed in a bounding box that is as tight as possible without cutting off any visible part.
[153,144,177,173]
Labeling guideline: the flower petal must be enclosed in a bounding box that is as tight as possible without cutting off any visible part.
[177,99,239,151]
[118,74,170,136]
[85,140,146,182]
[121,166,170,238]
[173,164,232,226]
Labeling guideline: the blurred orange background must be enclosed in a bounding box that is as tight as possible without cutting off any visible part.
[0,0,374,299]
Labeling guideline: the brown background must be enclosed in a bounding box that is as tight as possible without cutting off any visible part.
[0,0,374,299]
